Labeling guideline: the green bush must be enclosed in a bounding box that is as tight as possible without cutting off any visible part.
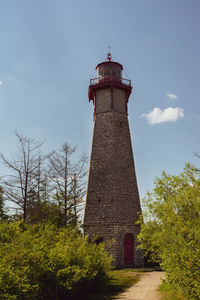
[0,222,112,299]
[137,164,200,299]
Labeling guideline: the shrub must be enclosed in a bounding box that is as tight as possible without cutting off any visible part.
[137,164,200,299]
[0,222,112,299]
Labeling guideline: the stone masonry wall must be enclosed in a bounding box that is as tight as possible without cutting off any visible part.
[84,110,141,225]
[84,85,143,267]
[84,223,144,267]
[96,88,111,113]
[113,88,126,113]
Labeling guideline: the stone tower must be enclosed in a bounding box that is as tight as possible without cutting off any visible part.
[83,51,143,267]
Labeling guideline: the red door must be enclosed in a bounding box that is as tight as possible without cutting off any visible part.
[124,233,134,265]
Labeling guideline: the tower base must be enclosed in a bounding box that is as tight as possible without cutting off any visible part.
[84,223,144,268]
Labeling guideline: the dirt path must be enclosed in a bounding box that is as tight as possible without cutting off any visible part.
[114,271,165,300]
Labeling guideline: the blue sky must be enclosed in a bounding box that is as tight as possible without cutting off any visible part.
[0,0,200,202]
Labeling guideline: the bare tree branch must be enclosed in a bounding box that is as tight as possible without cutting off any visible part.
[48,143,88,227]
[0,132,52,221]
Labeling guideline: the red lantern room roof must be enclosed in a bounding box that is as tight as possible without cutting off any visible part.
[96,61,123,70]
[96,49,123,70]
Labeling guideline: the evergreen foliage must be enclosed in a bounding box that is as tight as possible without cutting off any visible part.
[0,222,112,300]
[137,164,200,299]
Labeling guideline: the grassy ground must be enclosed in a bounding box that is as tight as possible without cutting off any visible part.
[80,269,142,300]
[159,281,188,300]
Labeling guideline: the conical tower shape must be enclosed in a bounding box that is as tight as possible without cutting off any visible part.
[84,52,143,267]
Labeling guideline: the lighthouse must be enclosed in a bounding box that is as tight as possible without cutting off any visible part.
[83,51,143,267]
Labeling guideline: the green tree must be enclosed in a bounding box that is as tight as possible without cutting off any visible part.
[137,164,200,299]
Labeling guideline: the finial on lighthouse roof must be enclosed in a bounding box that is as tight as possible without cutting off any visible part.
[106,45,112,62]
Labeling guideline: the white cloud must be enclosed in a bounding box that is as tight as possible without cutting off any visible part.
[0,80,3,87]
[141,107,184,125]
[166,93,178,100]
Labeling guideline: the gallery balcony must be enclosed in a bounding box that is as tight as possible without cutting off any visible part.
[90,76,131,87]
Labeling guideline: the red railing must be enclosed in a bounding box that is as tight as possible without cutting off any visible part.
[90,76,131,86]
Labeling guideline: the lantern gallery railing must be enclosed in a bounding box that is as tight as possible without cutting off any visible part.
[90,76,131,86]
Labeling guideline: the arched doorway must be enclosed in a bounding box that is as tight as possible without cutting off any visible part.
[124,233,134,265]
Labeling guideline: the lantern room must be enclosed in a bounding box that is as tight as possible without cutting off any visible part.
[96,60,123,79]
[88,51,132,113]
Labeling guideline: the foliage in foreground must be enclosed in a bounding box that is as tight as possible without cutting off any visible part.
[0,222,112,300]
[160,280,188,300]
[137,164,200,299]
